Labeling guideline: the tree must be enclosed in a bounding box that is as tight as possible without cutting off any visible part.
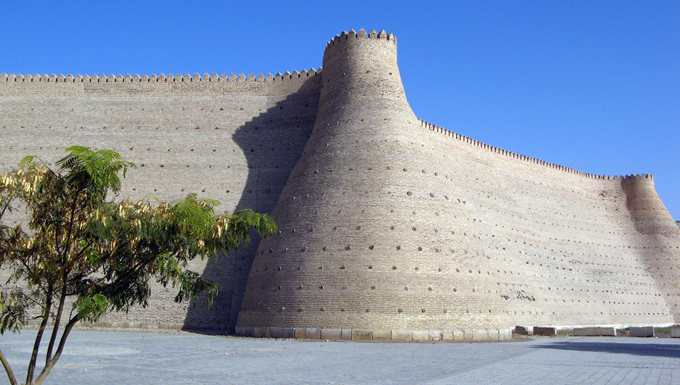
[0,146,276,385]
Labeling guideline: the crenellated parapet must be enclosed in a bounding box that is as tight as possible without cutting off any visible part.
[419,119,654,181]
[3,28,679,337]
[0,68,320,83]
[324,28,396,51]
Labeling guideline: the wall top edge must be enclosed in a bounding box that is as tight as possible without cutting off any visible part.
[419,119,653,181]
[0,68,322,83]
[325,28,396,51]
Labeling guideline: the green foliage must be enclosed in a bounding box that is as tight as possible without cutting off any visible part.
[0,290,28,334]
[74,294,108,322]
[0,146,276,385]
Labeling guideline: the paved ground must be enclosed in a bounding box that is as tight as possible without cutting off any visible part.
[1,330,680,384]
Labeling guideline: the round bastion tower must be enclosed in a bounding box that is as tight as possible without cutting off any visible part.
[235,29,512,341]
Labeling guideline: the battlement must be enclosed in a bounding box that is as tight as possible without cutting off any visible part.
[2,28,679,336]
[0,68,320,83]
[324,28,396,51]
[420,119,654,181]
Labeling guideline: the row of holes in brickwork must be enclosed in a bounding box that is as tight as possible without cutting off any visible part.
[282,194,632,246]
[259,284,490,294]
[252,264,494,275]
[241,306,497,314]
[129,187,273,194]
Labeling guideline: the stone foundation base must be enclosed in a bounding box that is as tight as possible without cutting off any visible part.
[24,319,223,332]
[234,326,513,342]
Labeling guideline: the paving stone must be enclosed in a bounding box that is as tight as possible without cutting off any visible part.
[352,329,373,341]
[533,327,556,336]
[412,330,430,341]
[373,330,391,341]
[321,328,342,340]
[630,326,654,337]
[306,328,321,339]
[4,330,680,385]
[391,330,412,341]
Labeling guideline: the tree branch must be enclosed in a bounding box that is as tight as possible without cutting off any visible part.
[0,349,18,385]
[46,270,69,364]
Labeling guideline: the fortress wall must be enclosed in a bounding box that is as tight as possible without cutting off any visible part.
[2,30,679,336]
[0,72,321,330]
[421,123,680,327]
[236,29,680,337]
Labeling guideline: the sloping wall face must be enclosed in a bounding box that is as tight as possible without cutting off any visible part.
[2,30,679,336]
[236,30,680,336]
[0,73,321,330]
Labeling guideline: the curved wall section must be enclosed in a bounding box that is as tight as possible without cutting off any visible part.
[236,30,680,339]
[2,29,679,338]
[236,30,513,335]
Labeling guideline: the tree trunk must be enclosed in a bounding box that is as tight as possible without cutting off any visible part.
[26,289,52,385]
[33,315,79,385]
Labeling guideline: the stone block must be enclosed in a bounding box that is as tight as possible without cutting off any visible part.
[352,329,373,341]
[671,327,680,338]
[453,330,467,341]
[294,328,306,339]
[442,331,454,341]
[341,329,352,341]
[306,328,321,339]
[253,327,267,338]
[412,330,430,341]
[391,330,412,342]
[533,327,556,336]
[487,329,500,341]
[373,330,391,340]
[321,328,342,340]
[472,329,490,341]
[629,326,654,337]
[269,327,294,339]
[573,327,616,336]
[429,330,443,341]
[514,326,529,335]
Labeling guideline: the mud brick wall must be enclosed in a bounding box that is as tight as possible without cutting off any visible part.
[2,29,679,335]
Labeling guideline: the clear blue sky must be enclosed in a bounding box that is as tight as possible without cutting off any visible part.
[1,1,678,220]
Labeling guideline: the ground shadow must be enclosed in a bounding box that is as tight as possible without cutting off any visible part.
[182,75,321,333]
[534,339,680,359]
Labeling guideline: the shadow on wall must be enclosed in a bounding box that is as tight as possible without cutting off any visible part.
[182,76,320,332]
[535,341,680,359]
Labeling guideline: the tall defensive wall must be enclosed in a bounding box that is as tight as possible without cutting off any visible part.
[235,29,680,340]
[0,67,322,330]
[1,29,679,338]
